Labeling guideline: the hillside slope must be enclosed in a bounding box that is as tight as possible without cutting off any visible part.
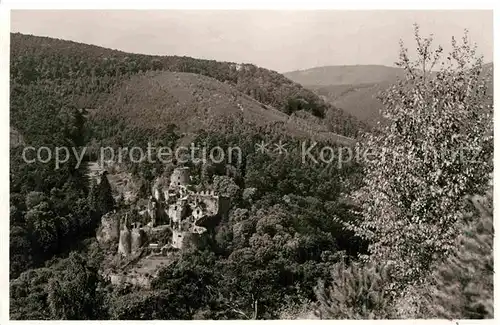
[93,70,354,144]
[10,33,364,138]
[307,82,390,125]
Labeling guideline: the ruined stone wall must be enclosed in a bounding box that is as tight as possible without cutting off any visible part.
[131,228,146,252]
[189,191,219,216]
[169,167,190,188]
[171,229,186,249]
[118,227,131,255]
[153,187,162,202]
[96,212,120,247]
[147,199,157,226]
[152,175,170,202]
[168,203,187,224]
[202,195,219,215]
[164,190,176,204]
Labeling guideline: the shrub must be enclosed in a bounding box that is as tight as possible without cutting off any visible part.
[426,191,494,319]
[314,261,395,319]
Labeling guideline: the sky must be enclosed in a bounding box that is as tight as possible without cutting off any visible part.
[10,10,493,72]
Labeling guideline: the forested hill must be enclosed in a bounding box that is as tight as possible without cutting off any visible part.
[10,33,365,138]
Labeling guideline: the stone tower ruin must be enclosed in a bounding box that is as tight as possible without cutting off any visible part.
[118,215,131,255]
[169,166,190,189]
[131,225,145,252]
[117,215,147,256]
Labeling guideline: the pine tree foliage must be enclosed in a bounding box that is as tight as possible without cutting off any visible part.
[426,190,493,319]
[313,261,395,319]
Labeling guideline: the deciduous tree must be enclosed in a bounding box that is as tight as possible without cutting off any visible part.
[351,25,493,286]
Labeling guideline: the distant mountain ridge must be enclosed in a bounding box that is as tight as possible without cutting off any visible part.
[285,63,493,126]
[283,65,405,125]
[284,65,405,86]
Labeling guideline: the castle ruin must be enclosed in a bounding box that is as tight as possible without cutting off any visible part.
[115,166,229,255]
[153,166,229,249]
